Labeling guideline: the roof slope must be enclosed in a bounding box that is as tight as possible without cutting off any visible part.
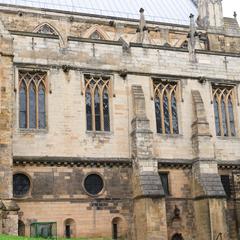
[0,0,197,25]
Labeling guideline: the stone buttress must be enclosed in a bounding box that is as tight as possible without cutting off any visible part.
[131,85,167,240]
[0,18,19,235]
[191,90,228,240]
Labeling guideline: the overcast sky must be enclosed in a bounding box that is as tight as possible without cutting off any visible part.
[222,0,240,22]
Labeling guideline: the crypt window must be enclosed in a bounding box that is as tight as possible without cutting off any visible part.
[83,174,104,196]
[159,173,170,195]
[220,175,231,198]
[84,74,111,132]
[153,79,179,134]
[19,71,47,129]
[13,173,31,198]
[212,85,236,137]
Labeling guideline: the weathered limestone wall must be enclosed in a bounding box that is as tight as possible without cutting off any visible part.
[13,165,132,238]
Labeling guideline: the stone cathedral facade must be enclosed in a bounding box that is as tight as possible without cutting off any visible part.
[0,0,240,239]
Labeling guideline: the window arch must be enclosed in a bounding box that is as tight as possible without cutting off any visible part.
[180,40,188,48]
[19,71,47,129]
[172,233,184,240]
[153,80,179,134]
[34,23,57,35]
[90,30,105,40]
[213,86,236,137]
[83,25,111,40]
[64,218,76,238]
[85,74,111,132]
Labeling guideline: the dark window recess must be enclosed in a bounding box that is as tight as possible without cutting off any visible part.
[65,225,71,238]
[13,174,30,197]
[221,175,231,198]
[112,223,118,240]
[159,173,170,195]
[84,174,104,195]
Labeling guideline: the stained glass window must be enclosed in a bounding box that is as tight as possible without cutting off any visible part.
[84,174,104,196]
[212,86,236,137]
[153,80,179,134]
[19,71,47,129]
[85,74,111,132]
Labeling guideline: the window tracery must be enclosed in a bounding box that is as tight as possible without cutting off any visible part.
[153,80,179,134]
[19,71,47,129]
[36,24,56,35]
[212,86,236,137]
[85,74,111,132]
[90,31,104,40]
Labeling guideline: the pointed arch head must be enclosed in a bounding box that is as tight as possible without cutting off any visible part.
[83,25,111,40]
[33,23,65,46]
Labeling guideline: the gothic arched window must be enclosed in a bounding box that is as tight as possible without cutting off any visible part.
[85,74,111,132]
[153,80,179,134]
[213,86,236,137]
[19,71,47,129]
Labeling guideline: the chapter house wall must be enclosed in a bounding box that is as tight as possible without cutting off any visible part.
[11,33,240,160]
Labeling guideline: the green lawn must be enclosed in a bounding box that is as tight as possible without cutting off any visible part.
[0,236,111,240]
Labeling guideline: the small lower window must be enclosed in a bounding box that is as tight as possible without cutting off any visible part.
[159,173,170,195]
[13,173,30,198]
[221,175,231,198]
[84,174,104,196]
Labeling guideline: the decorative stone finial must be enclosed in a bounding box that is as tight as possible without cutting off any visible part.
[188,13,198,63]
[137,8,149,44]
[234,11,237,19]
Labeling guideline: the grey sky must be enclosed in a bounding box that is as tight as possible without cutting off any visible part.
[222,0,240,22]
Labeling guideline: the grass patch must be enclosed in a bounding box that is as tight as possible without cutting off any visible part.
[0,236,111,240]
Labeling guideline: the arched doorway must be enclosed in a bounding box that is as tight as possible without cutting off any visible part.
[64,219,76,239]
[112,217,127,240]
[18,220,25,236]
[172,233,184,240]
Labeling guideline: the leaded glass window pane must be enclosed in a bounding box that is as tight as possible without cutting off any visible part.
[155,97,162,133]
[212,86,236,137]
[86,89,92,131]
[103,88,110,132]
[38,83,46,129]
[19,71,47,129]
[171,94,179,134]
[214,98,221,136]
[84,75,111,132]
[94,89,101,131]
[153,80,178,135]
[19,82,27,128]
[29,82,36,128]
[228,98,235,136]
